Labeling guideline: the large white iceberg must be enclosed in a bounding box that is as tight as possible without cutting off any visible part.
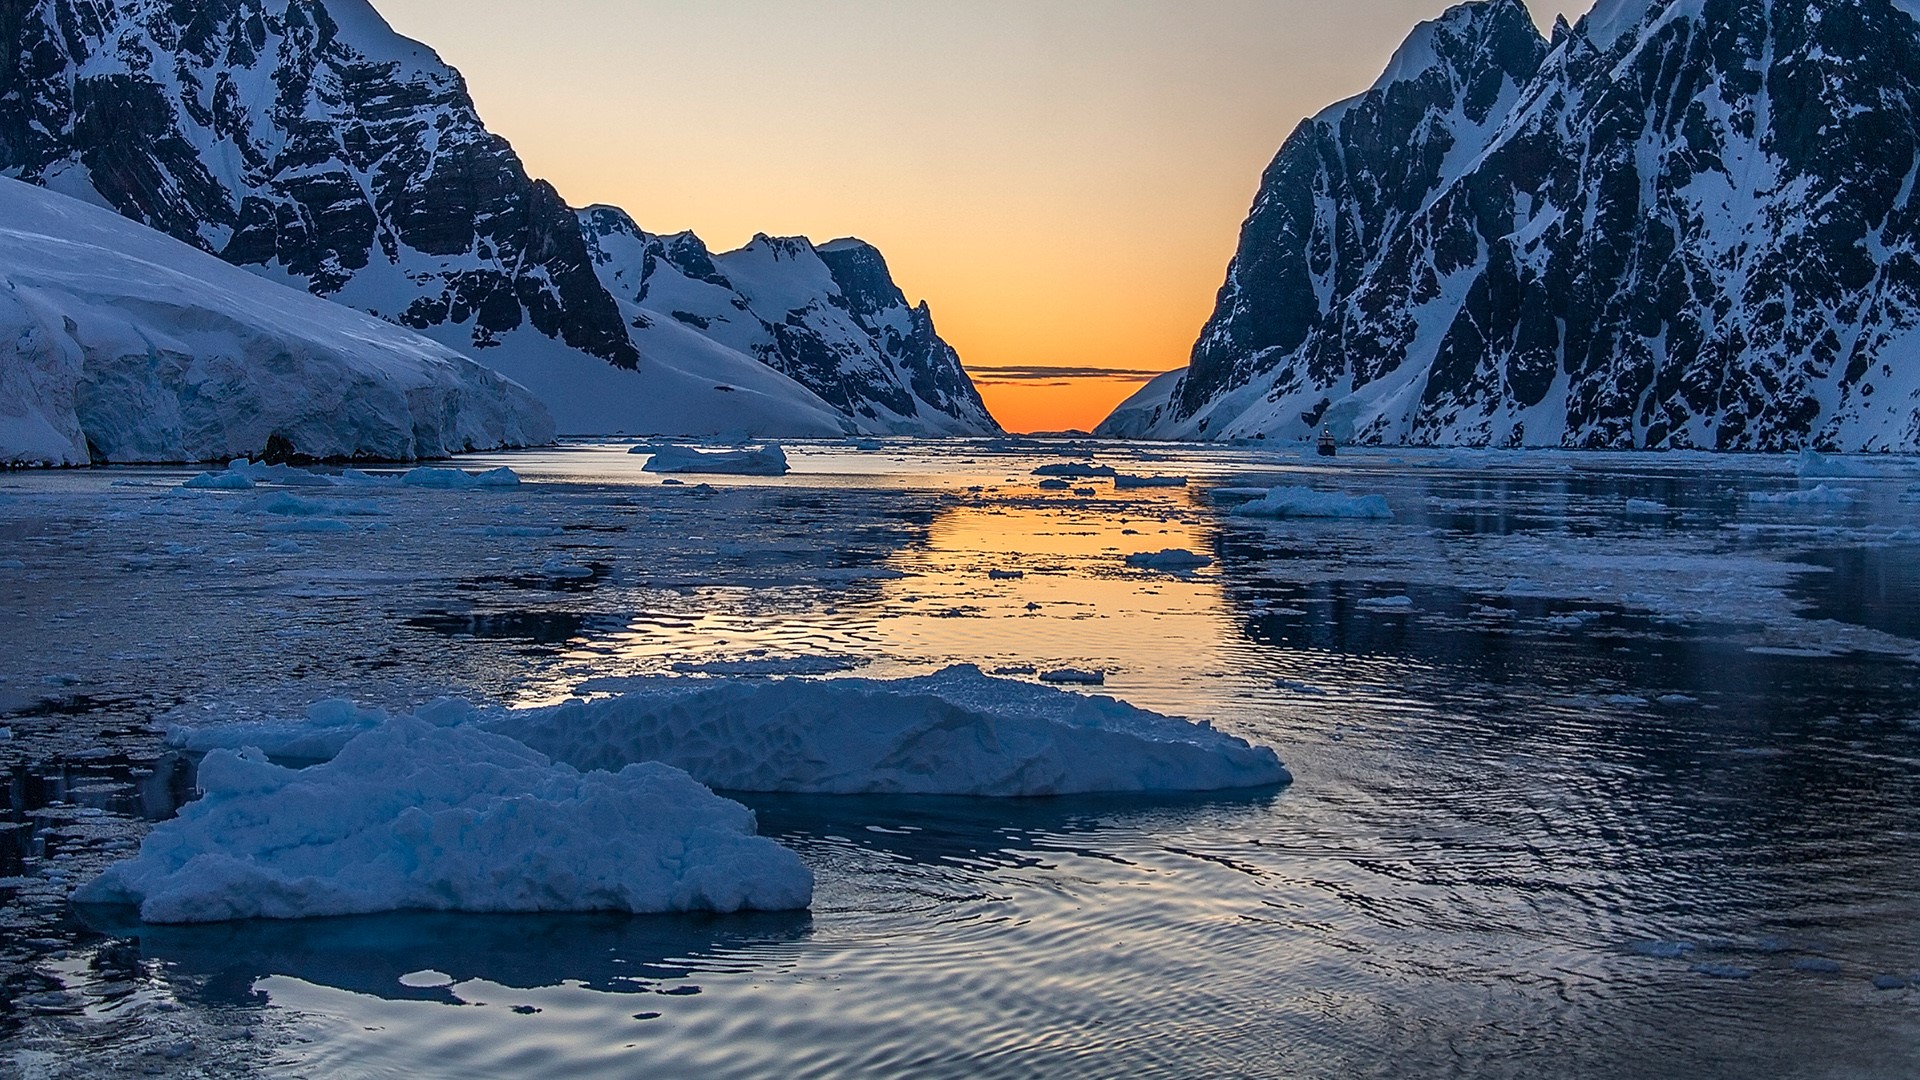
[489,665,1288,796]
[79,718,811,923]
[0,177,554,467]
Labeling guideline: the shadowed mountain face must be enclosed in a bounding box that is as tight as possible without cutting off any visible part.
[0,0,997,436]
[1113,0,1920,451]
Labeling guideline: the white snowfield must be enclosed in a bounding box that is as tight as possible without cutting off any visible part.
[80,718,812,923]
[0,178,554,467]
[488,666,1289,796]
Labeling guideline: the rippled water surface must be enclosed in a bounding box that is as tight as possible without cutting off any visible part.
[3,441,1919,1077]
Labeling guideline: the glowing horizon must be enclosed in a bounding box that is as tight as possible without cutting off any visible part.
[375,0,1561,433]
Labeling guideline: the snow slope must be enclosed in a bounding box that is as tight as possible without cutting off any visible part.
[1112,0,1920,451]
[77,719,811,922]
[0,0,997,438]
[0,178,552,466]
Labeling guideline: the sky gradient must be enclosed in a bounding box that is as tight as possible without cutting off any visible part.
[376,0,1558,432]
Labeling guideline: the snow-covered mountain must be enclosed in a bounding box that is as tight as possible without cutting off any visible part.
[0,176,552,467]
[0,0,997,437]
[1103,0,1920,451]
[578,210,995,435]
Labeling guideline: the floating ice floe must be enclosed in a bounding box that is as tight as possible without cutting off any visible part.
[491,665,1283,795]
[987,569,1025,580]
[400,466,521,489]
[82,718,811,923]
[1037,479,1072,491]
[637,444,789,476]
[1624,498,1667,516]
[1794,449,1894,480]
[167,671,1288,796]
[1228,486,1394,520]
[1113,474,1188,489]
[1032,462,1117,478]
[1125,549,1213,571]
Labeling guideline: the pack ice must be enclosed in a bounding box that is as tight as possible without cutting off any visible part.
[77,719,811,923]
[489,666,1289,796]
[0,178,554,467]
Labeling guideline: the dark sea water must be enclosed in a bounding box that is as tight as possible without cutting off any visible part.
[1,442,1916,1077]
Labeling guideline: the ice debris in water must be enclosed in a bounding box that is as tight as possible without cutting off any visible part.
[1226,486,1394,520]
[400,466,520,489]
[1746,484,1855,506]
[491,665,1283,795]
[79,718,811,923]
[637,444,789,476]
[180,470,254,491]
[1113,474,1188,489]
[1624,498,1667,516]
[1037,479,1072,491]
[1125,549,1213,571]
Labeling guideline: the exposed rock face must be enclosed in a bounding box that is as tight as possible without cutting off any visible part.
[578,210,998,434]
[1110,0,1920,451]
[1,0,998,436]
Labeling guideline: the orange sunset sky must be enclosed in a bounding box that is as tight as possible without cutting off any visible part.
[378,0,1561,433]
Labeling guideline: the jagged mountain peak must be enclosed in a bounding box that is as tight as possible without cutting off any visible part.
[1109,0,1920,451]
[3,0,1000,437]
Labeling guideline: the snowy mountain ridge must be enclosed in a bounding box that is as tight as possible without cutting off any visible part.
[578,209,995,435]
[0,176,552,466]
[0,0,997,437]
[1102,0,1920,451]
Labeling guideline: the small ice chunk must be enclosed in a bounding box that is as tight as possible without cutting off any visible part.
[1624,498,1667,516]
[987,569,1025,580]
[540,556,594,579]
[639,445,788,476]
[1231,486,1393,520]
[1656,693,1699,706]
[1037,479,1071,491]
[1039,668,1106,686]
[0,559,23,570]
[1032,462,1116,478]
[399,969,455,989]
[1113,474,1188,489]
[1792,957,1843,974]
[1358,595,1415,610]
[1872,974,1909,991]
[1125,549,1213,571]
[77,719,811,922]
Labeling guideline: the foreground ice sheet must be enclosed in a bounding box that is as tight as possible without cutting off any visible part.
[80,719,812,923]
[490,665,1288,795]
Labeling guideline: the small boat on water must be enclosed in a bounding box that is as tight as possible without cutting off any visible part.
[1316,429,1337,457]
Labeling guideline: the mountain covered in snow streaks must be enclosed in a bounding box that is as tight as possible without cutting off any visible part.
[0,0,997,437]
[1104,0,1920,451]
